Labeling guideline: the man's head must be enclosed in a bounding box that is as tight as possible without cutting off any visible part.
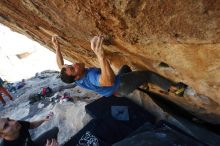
[60,63,85,84]
[0,118,21,139]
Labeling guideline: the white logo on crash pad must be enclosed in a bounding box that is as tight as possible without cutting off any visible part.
[77,131,99,146]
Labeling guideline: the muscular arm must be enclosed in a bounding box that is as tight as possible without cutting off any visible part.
[91,36,115,86]
[98,56,115,86]
[52,36,64,69]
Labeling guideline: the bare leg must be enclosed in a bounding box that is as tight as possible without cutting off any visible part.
[0,86,13,100]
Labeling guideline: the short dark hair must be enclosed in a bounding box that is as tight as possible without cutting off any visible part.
[60,67,75,84]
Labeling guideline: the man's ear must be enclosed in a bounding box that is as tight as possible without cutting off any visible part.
[74,75,80,80]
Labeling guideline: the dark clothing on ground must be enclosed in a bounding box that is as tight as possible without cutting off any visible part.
[0,78,4,86]
[1,121,59,146]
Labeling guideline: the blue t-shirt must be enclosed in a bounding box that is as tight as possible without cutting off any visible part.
[75,68,120,97]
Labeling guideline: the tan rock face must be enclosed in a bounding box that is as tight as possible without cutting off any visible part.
[0,0,220,123]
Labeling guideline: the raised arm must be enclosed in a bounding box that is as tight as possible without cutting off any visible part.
[29,119,46,129]
[52,36,64,69]
[91,36,115,86]
[30,112,53,129]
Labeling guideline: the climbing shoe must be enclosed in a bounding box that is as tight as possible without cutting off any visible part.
[170,82,187,97]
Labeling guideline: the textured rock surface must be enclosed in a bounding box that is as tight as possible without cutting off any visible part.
[0,0,220,124]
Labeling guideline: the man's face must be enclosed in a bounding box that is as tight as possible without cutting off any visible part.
[64,63,85,80]
[0,118,21,138]
[64,65,75,76]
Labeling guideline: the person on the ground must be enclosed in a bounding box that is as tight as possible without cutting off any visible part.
[52,35,185,97]
[0,114,59,146]
[0,78,13,106]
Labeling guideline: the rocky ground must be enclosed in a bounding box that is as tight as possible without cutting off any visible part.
[0,70,220,146]
[0,70,101,144]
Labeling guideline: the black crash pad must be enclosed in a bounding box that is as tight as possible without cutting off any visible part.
[113,121,205,146]
[85,96,155,130]
[63,118,134,146]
